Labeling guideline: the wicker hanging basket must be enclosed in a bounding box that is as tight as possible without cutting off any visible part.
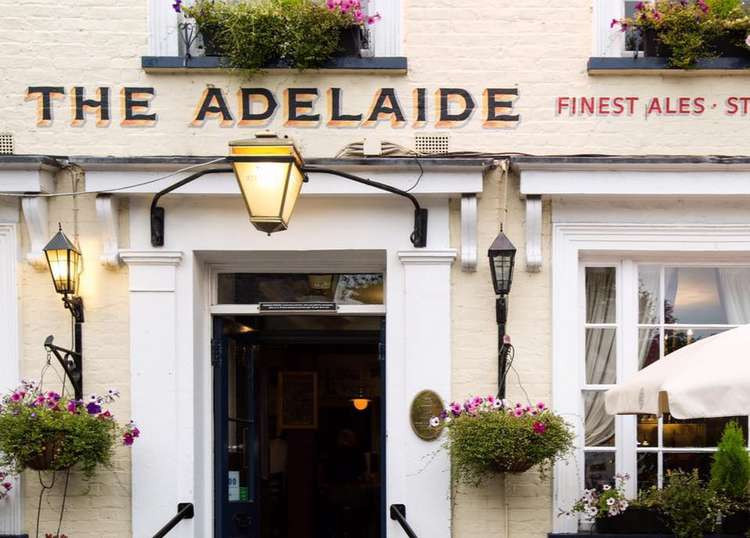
[491,459,535,474]
[24,434,67,471]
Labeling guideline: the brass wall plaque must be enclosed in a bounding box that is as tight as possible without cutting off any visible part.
[410,390,445,441]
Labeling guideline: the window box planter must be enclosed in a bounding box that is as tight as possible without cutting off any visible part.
[722,510,750,535]
[593,509,670,534]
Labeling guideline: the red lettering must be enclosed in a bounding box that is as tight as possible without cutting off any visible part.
[646,97,662,116]
[678,97,691,115]
[598,97,610,115]
[693,97,705,115]
[611,97,624,115]
[582,97,595,115]
[556,97,569,115]
[727,97,739,115]
[625,97,639,115]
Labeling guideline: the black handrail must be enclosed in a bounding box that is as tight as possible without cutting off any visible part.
[390,504,418,538]
[153,503,195,538]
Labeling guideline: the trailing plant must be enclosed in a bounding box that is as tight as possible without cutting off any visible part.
[431,396,574,486]
[0,380,139,479]
[613,0,750,68]
[710,421,750,500]
[177,0,381,70]
[562,473,631,520]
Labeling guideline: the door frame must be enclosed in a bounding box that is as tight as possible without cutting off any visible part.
[211,308,387,538]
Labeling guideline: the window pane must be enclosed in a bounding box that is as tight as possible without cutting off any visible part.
[585,452,616,489]
[586,267,616,324]
[624,1,644,51]
[665,267,733,325]
[637,452,658,491]
[663,415,747,448]
[664,328,727,356]
[639,266,660,324]
[637,415,658,448]
[217,273,384,305]
[584,391,615,447]
[663,452,713,483]
[638,328,660,370]
[586,328,616,384]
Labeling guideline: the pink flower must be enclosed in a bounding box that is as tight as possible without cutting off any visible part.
[610,18,620,28]
[449,402,462,416]
[533,421,547,434]
[745,34,750,48]
[98,410,113,420]
[513,407,524,417]
[367,13,382,25]
[10,392,22,402]
[131,427,140,438]
[536,402,546,411]
[2,482,11,490]
[66,400,78,413]
[123,434,134,446]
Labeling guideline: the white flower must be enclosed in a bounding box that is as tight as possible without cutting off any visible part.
[746,34,750,48]
[609,507,619,516]
[493,399,503,409]
[602,484,611,491]
[606,497,615,506]
[619,500,629,510]
[429,417,441,428]
[587,507,598,517]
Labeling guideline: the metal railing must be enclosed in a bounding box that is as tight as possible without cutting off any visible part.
[390,504,418,538]
[153,503,195,538]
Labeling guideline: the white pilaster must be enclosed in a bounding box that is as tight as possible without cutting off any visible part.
[525,195,542,272]
[397,249,456,538]
[460,195,478,273]
[20,196,49,269]
[120,250,184,538]
[0,222,22,534]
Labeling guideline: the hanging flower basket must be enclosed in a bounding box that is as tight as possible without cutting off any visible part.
[0,381,140,479]
[24,433,67,472]
[432,396,574,486]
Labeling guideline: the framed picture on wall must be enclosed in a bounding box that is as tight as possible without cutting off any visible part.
[278,371,318,430]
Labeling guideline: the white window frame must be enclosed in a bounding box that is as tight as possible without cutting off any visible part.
[147,0,403,57]
[553,223,750,533]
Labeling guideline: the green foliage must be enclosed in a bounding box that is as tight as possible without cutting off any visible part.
[706,0,742,18]
[643,470,725,538]
[616,1,750,68]
[0,384,136,480]
[710,421,750,499]
[445,407,574,486]
[184,0,357,72]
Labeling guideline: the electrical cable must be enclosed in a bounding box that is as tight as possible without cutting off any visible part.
[0,157,227,198]
[403,155,424,193]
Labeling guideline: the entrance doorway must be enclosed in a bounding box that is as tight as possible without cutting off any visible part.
[213,314,385,538]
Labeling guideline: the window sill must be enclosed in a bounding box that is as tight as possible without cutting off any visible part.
[142,56,408,74]
[588,56,750,75]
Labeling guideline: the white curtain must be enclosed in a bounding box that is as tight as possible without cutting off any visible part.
[585,269,616,447]
[638,267,661,369]
[717,268,750,325]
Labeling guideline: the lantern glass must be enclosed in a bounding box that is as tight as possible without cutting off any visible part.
[43,228,82,296]
[351,398,371,411]
[230,136,305,235]
[488,232,516,295]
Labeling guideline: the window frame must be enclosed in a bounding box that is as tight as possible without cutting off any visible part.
[552,223,750,534]
[147,0,403,58]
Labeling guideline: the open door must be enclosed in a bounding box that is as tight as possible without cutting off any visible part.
[213,316,259,538]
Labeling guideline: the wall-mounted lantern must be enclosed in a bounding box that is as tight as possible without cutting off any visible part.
[488,230,516,399]
[150,132,428,248]
[42,225,84,400]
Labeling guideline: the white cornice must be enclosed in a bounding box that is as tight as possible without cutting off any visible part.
[398,249,457,265]
[119,250,183,266]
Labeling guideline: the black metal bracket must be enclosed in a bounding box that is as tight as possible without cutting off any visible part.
[44,335,83,401]
[63,295,84,323]
[149,160,428,248]
[390,504,418,538]
[496,295,511,399]
[153,503,195,538]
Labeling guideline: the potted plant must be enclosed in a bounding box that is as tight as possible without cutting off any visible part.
[176,0,382,70]
[0,380,139,479]
[563,474,670,534]
[612,0,750,68]
[710,421,750,534]
[651,470,725,538]
[431,396,574,486]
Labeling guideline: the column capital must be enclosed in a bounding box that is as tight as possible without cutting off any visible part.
[119,250,183,266]
[398,249,457,266]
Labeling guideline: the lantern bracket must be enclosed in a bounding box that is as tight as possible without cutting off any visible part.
[150,160,429,248]
[44,335,83,401]
[63,294,84,323]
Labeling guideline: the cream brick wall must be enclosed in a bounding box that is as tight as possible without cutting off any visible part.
[19,169,131,537]
[3,0,747,536]
[450,167,553,538]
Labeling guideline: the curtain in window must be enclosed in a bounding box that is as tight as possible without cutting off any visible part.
[585,269,616,447]
[717,268,750,325]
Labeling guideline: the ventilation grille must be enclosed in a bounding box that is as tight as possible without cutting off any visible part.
[415,133,449,155]
[0,133,13,155]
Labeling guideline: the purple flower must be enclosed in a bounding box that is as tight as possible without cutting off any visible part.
[131,427,140,438]
[172,0,182,13]
[86,402,102,415]
[2,482,11,491]
[10,392,22,402]
[46,391,61,402]
[67,400,78,413]
[513,407,524,417]
[610,18,619,29]
[635,1,644,10]
[449,402,462,416]
[123,433,134,446]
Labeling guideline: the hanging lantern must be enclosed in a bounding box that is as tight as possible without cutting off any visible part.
[228,133,306,235]
[43,224,83,297]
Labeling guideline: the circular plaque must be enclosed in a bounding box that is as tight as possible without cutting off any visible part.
[410,390,445,441]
